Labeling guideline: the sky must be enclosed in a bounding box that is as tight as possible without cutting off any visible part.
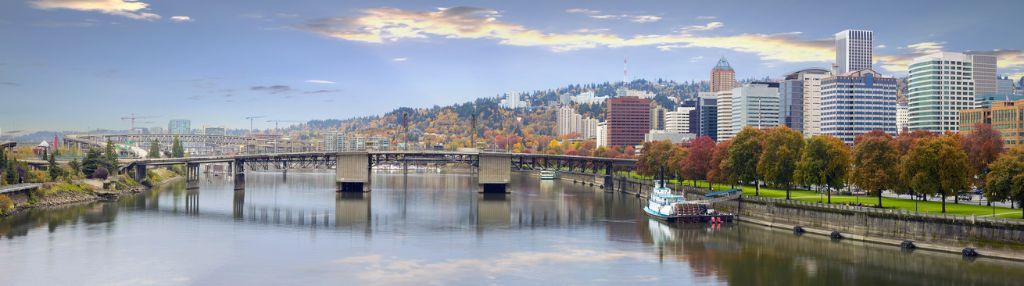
[1,0,1023,132]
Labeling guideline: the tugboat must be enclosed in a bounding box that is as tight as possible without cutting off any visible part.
[642,170,738,223]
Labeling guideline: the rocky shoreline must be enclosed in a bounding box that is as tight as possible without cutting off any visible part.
[1,175,182,217]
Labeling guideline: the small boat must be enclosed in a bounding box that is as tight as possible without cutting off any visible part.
[539,170,557,180]
[643,174,735,224]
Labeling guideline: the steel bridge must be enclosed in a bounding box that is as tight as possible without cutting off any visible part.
[64,134,262,157]
[121,151,637,193]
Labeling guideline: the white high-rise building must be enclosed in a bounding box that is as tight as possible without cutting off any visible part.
[896,101,909,133]
[501,92,527,109]
[821,69,898,144]
[557,105,598,139]
[784,69,832,137]
[730,82,781,133]
[907,52,981,132]
[595,122,607,148]
[716,90,734,141]
[835,29,873,74]
[665,107,695,134]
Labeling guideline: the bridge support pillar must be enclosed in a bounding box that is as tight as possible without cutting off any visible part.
[478,153,511,193]
[233,159,245,191]
[603,163,614,191]
[134,164,147,184]
[337,152,370,192]
[186,163,200,189]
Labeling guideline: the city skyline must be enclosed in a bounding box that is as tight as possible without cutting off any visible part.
[2,0,1024,131]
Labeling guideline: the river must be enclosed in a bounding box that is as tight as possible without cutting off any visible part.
[2,171,1022,285]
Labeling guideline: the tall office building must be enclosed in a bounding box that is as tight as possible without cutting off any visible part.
[204,126,227,136]
[711,57,736,93]
[821,69,898,144]
[966,52,998,98]
[730,82,781,133]
[835,29,873,74]
[606,96,651,147]
[168,119,191,135]
[665,106,695,134]
[697,92,718,141]
[907,52,980,132]
[716,90,734,141]
[782,69,831,136]
[595,122,607,148]
[649,103,666,131]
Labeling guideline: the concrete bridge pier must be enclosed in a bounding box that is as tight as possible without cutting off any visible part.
[186,163,200,189]
[337,152,370,192]
[478,153,511,193]
[134,164,147,184]
[233,159,246,191]
[603,163,614,191]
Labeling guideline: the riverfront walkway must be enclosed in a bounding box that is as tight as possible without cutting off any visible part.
[0,183,42,195]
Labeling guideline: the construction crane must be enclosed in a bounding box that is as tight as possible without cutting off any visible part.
[245,115,266,135]
[120,113,157,133]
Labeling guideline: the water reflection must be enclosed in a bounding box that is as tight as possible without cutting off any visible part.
[2,171,1024,286]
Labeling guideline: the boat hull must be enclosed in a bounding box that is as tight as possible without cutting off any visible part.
[643,207,734,223]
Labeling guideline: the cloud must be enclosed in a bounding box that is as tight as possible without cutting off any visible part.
[250,85,291,94]
[302,6,833,60]
[332,248,646,285]
[874,42,1024,73]
[1006,72,1024,81]
[876,44,886,48]
[391,57,408,62]
[31,0,161,20]
[304,89,339,94]
[305,79,336,84]
[565,8,661,23]
[696,16,717,20]
[170,16,192,23]
[689,56,704,63]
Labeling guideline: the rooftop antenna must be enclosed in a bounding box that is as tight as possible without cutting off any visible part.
[623,56,628,85]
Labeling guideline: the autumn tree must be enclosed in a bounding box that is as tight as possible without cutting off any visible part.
[795,135,850,204]
[724,127,764,195]
[851,131,899,208]
[757,126,804,200]
[900,136,970,213]
[985,148,1024,218]
[636,140,677,178]
[708,140,734,189]
[960,123,1004,196]
[681,136,715,187]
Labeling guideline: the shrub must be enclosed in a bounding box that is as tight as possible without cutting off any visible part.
[0,194,14,216]
[91,167,109,180]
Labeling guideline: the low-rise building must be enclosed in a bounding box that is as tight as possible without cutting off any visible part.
[961,100,1024,147]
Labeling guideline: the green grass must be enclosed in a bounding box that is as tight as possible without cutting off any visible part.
[618,171,1024,220]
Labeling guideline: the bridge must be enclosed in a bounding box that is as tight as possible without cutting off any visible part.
[1,141,14,150]
[121,151,637,193]
[64,134,279,157]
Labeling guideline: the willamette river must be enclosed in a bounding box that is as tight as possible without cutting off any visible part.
[2,171,1023,285]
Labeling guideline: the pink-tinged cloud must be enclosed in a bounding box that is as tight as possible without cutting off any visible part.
[31,0,160,20]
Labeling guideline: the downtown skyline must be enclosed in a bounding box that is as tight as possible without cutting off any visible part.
[2,0,1024,131]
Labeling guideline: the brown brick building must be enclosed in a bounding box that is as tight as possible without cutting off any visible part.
[960,100,1024,148]
[607,96,651,147]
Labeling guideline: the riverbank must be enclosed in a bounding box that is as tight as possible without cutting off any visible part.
[0,169,183,217]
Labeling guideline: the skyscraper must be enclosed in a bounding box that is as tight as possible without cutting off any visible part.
[715,90,734,141]
[835,29,873,74]
[896,100,909,133]
[966,52,998,98]
[730,82,781,133]
[697,92,718,141]
[821,69,898,144]
[606,96,650,147]
[907,52,982,132]
[710,57,735,93]
[168,119,191,135]
[783,68,831,137]
[649,103,666,131]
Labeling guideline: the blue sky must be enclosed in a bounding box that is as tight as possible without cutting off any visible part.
[1,0,1022,131]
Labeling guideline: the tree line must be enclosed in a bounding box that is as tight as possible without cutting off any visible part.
[636,124,1024,217]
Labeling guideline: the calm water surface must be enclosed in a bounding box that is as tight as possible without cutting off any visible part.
[2,172,1023,285]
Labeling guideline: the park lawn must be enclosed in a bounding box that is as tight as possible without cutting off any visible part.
[630,173,1024,220]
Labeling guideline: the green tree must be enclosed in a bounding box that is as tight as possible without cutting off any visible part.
[900,136,971,213]
[724,127,764,195]
[47,152,62,180]
[68,158,82,178]
[104,139,118,171]
[757,126,804,200]
[985,148,1024,218]
[795,135,851,204]
[148,139,161,158]
[637,140,678,177]
[171,136,185,158]
[851,131,899,208]
[82,147,104,178]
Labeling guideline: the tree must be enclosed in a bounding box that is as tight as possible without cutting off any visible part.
[708,139,735,189]
[724,127,764,195]
[148,139,161,158]
[68,158,82,178]
[900,136,971,213]
[757,126,804,200]
[104,139,118,171]
[47,152,62,180]
[82,147,104,178]
[985,148,1024,218]
[795,135,850,204]
[961,123,1004,199]
[171,136,185,158]
[636,140,677,177]
[851,131,899,208]
[681,136,715,187]
[92,166,109,180]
